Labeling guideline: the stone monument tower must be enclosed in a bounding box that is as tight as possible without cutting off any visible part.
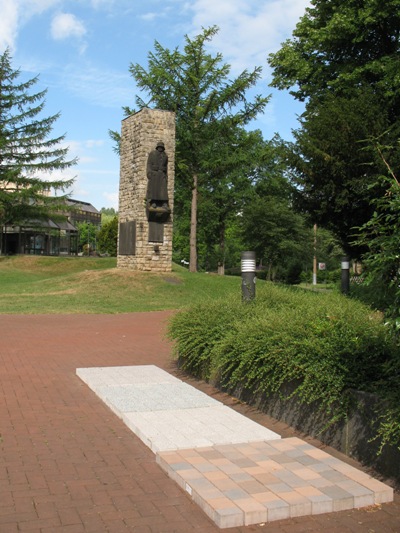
[117,108,175,272]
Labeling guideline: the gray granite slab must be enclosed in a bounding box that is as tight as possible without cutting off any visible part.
[97,382,222,412]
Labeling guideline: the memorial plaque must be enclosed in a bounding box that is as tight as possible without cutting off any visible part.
[148,221,164,243]
[118,221,136,255]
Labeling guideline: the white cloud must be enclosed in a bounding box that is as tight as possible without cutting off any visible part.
[85,139,105,149]
[0,0,62,51]
[90,0,116,8]
[69,180,89,199]
[0,2,19,51]
[102,191,118,209]
[140,12,157,22]
[51,12,86,41]
[61,63,133,108]
[62,139,106,164]
[187,0,311,73]
[27,0,61,13]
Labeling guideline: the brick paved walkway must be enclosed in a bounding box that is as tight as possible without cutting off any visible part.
[1,312,399,532]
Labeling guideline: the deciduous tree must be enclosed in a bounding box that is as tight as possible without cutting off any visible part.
[199,127,267,273]
[268,0,400,254]
[123,26,269,271]
[241,172,311,281]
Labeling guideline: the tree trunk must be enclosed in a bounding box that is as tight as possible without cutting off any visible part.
[217,222,225,275]
[189,173,198,272]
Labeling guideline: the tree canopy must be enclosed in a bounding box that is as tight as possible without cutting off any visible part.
[269,0,400,105]
[0,48,76,232]
[268,0,400,255]
[240,141,313,281]
[354,141,400,329]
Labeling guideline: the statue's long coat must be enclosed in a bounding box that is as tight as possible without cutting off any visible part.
[146,149,168,202]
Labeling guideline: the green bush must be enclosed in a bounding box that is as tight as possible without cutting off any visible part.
[168,297,242,379]
[255,269,269,280]
[168,283,400,448]
[284,262,303,285]
[326,268,341,284]
[97,216,118,256]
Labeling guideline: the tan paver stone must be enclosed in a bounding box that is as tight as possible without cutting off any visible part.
[238,479,268,495]
[211,478,239,491]
[263,498,291,521]
[203,470,229,482]
[304,447,332,460]
[234,497,268,526]
[279,490,313,517]
[253,472,281,485]
[257,459,284,471]
[294,467,321,480]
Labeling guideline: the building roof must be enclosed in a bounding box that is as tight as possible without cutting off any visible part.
[56,220,78,231]
[21,218,61,230]
[66,199,100,214]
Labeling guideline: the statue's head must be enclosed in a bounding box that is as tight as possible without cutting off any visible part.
[156,141,165,151]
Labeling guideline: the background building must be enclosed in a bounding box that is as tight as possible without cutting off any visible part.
[0,199,101,256]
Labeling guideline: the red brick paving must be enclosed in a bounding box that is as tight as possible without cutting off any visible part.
[1,312,399,532]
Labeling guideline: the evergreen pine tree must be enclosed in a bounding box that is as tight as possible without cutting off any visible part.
[0,48,76,231]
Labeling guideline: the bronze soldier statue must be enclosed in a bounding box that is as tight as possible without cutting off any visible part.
[146,141,169,209]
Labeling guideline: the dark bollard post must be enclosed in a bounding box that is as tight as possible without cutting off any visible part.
[241,251,256,301]
[341,256,350,295]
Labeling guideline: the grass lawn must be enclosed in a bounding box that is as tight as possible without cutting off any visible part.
[0,255,242,314]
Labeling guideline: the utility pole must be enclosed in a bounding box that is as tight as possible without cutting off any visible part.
[313,223,317,286]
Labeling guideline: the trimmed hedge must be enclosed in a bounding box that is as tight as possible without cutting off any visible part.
[168,283,400,449]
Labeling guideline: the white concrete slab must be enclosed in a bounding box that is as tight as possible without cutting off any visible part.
[76,365,281,452]
[123,406,281,452]
[77,365,178,390]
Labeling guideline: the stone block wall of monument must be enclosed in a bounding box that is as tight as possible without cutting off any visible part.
[117,108,175,272]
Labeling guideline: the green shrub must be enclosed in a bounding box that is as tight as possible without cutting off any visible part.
[284,262,303,285]
[255,269,269,280]
[350,276,397,315]
[224,267,241,277]
[326,268,341,284]
[97,216,118,256]
[168,296,243,379]
[168,283,400,447]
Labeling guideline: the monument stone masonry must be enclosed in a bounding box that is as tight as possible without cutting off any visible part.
[117,108,175,272]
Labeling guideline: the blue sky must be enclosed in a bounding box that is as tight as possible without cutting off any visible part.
[1,0,310,210]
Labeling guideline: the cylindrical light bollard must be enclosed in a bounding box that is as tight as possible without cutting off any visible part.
[341,256,350,295]
[241,251,256,301]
